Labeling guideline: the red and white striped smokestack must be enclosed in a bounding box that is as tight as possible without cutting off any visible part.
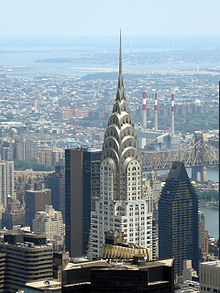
[171,94,174,135]
[142,92,147,128]
[154,93,158,111]
[154,93,158,132]
[142,92,146,110]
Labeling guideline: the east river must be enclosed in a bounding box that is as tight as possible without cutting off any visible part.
[196,167,219,240]
[200,205,218,240]
[187,167,219,240]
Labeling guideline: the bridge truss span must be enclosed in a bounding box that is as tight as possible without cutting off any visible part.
[142,135,219,171]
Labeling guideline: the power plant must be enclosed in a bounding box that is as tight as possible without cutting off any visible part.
[154,93,158,132]
[171,93,175,135]
[139,91,180,151]
[142,91,147,128]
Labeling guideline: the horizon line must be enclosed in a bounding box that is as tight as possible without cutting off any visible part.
[0,34,220,38]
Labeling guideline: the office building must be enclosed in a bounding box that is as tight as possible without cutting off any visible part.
[0,230,53,292]
[199,211,207,255]
[46,165,65,221]
[65,148,101,257]
[0,161,14,207]
[182,259,198,282]
[0,253,6,292]
[158,161,199,277]
[152,219,159,260]
[37,148,64,167]
[1,197,25,229]
[200,261,220,292]
[32,205,65,250]
[90,35,152,258]
[62,257,174,292]
[25,188,51,229]
[15,137,38,161]
[53,251,70,282]
[0,141,14,161]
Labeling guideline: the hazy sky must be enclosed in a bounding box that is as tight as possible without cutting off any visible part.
[0,0,220,37]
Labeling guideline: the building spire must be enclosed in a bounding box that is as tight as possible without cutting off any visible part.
[116,30,126,101]
[119,29,122,76]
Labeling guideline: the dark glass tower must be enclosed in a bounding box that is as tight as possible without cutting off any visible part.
[158,161,199,277]
[65,148,101,257]
[46,165,65,221]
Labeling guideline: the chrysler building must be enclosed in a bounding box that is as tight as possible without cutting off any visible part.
[90,34,152,258]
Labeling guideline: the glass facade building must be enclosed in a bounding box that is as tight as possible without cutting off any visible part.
[65,148,101,257]
[159,161,199,277]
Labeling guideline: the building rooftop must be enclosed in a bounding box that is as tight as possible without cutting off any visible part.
[64,259,108,271]
[64,257,173,271]
[1,229,51,247]
[25,280,61,291]
[175,280,199,292]
[201,260,220,268]
[25,188,51,193]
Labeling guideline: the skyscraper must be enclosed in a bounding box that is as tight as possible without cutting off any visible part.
[158,161,199,277]
[65,148,101,257]
[1,197,25,229]
[46,165,65,220]
[90,34,152,258]
[32,205,65,250]
[0,161,14,208]
[25,188,51,229]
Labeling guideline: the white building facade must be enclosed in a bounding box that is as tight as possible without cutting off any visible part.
[0,160,14,207]
[90,36,152,258]
[200,261,220,293]
[32,205,65,250]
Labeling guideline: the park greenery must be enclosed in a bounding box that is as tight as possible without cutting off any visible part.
[14,159,54,171]
[196,189,219,207]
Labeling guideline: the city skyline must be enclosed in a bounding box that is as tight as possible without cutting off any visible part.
[0,3,218,289]
[0,46,218,293]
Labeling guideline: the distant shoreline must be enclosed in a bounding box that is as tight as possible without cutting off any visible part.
[199,202,219,210]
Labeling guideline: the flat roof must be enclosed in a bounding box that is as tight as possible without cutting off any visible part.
[64,258,173,272]
[25,280,61,290]
[201,260,220,268]
[64,259,108,270]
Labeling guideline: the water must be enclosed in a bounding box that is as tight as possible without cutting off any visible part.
[200,168,219,239]
[158,167,219,182]
[200,205,218,240]
[199,166,218,239]
[0,36,220,77]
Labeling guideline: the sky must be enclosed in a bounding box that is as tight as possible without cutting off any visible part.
[0,0,220,37]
